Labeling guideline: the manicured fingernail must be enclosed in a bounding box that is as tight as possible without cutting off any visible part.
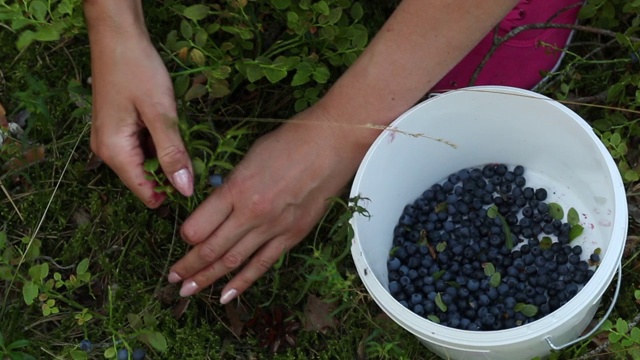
[168,271,182,283]
[179,280,198,297]
[220,288,237,305]
[172,168,193,197]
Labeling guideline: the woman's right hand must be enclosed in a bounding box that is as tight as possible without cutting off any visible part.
[85,0,193,208]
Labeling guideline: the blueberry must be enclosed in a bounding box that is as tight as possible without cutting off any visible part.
[411,293,423,305]
[535,188,548,201]
[118,349,129,360]
[208,174,224,187]
[80,339,93,352]
[590,253,601,263]
[388,281,401,295]
[467,279,480,292]
[132,349,146,360]
[387,257,401,271]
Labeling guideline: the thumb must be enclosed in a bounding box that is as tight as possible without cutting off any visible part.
[141,108,194,197]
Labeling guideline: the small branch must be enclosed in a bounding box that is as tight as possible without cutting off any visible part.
[469,22,639,86]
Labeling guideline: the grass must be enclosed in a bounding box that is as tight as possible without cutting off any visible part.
[1,0,640,359]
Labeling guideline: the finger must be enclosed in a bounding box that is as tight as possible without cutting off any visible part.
[179,186,235,245]
[219,236,290,304]
[91,128,166,208]
[171,215,270,282]
[138,101,193,197]
[176,229,277,297]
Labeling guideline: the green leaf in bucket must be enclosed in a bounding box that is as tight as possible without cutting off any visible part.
[548,203,564,220]
[569,224,584,242]
[427,315,440,324]
[490,272,501,288]
[487,205,499,219]
[436,242,447,253]
[482,263,495,277]
[515,303,538,317]
[539,237,553,250]
[567,207,580,226]
[435,293,447,312]
[432,269,445,281]
[435,202,448,213]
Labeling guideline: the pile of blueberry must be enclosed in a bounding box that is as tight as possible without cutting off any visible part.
[387,163,600,331]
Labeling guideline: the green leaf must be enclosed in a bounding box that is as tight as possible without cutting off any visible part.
[432,269,445,280]
[195,28,208,48]
[312,1,330,15]
[0,266,13,280]
[312,66,331,84]
[490,273,501,287]
[435,293,447,312]
[245,63,265,83]
[174,75,190,98]
[143,158,160,173]
[145,331,168,352]
[515,303,538,317]
[69,349,88,360]
[610,132,622,146]
[184,84,208,101]
[540,237,553,250]
[16,30,37,50]
[33,25,60,41]
[76,258,89,275]
[127,313,144,330]
[291,72,311,86]
[548,203,564,220]
[180,20,193,40]
[192,157,205,176]
[483,263,495,276]
[104,347,117,359]
[569,224,584,242]
[609,332,623,343]
[7,339,30,350]
[436,242,446,253]
[183,4,210,21]
[567,207,580,226]
[630,326,640,342]
[263,67,288,83]
[487,205,498,218]
[616,318,629,334]
[29,0,48,21]
[435,202,447,213]
[0,231,6,250]
[271,0,291,10]
[350,2,364,20]
[427,315,440,324]
[22,281,38,305]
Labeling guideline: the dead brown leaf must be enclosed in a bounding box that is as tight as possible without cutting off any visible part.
[85,152,103,171]
[0,101,7,127]
[302,294,339,333]
[172,298,191,320]
[2,143,45,171]
[225,302,248,338]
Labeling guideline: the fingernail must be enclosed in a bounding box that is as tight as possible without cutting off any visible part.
[168,271,182,283]
[179,280,198,297]
[220,288,237,305]
[172,168,193,197]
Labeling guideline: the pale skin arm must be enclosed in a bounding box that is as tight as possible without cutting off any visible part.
[83,0,194,208]
[169,0,520,303]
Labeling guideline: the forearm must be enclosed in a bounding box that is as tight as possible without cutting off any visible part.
[315,0,519,150]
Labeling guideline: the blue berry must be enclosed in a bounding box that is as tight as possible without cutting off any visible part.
[208,174,224,187]
[79,339,93,352]
[132,349,146,360]
[387,257,401,271]
[117,349,129,360]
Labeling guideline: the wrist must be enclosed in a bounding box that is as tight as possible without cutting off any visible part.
[83,0,148,39]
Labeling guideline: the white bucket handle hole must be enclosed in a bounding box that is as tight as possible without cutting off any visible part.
[544,262,623,351]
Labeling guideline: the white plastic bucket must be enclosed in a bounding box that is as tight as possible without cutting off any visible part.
[350,86,628,360]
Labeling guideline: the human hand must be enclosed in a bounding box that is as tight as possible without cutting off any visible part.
[87,26,193,208]
[167,105,367,303]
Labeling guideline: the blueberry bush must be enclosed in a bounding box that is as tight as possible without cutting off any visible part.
[1,0,640,359]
